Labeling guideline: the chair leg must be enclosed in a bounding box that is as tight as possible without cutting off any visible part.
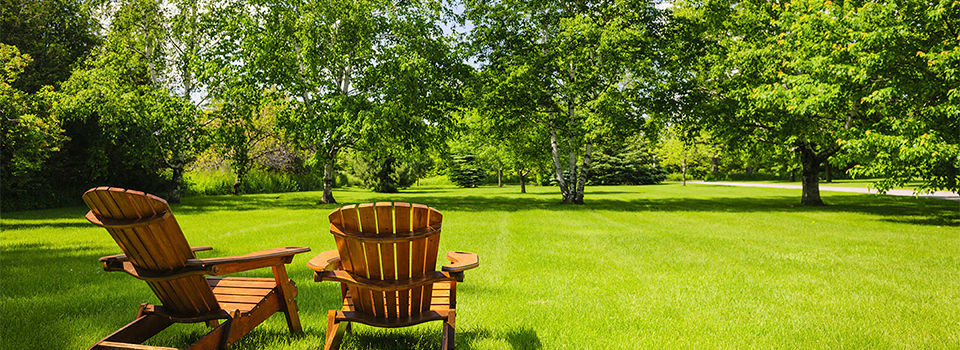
[324,310,346,350]
[88,311,172,350]
[206,320,220,328]
[272,265,303,333]
[441,310,456,350]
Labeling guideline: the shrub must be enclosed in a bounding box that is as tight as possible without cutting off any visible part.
[448,154,484,188]
[589,139,667,185]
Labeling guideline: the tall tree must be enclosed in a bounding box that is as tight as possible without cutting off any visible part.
[50,0,209,203]
[234,0,465,203]
[466,0,660,203]
[0,45,65,209]
[663,0,959,205]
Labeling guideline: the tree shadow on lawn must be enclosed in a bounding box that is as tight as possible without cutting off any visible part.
[173,190,957,227]
[4,188,955,229]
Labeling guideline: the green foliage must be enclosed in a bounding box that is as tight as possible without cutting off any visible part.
[448,153,484,188]
[345,152,429,193]
[465,0,663,203]
[0,45,66,209]
[656,128,720,181]
[226,0,466,202]
[589,137,666,185]
[0,0,99,92]
[838,132,959,195]
[184,168,324,196]
[662,0,960,203]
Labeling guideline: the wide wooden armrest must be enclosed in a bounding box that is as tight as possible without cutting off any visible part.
[441,251,478,282]
[318,270,457,291]
[185,246,311,275]
[306,250,341,272]
[99,246,213,265]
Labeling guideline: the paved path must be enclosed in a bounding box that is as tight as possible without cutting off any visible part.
[684,181,960,201]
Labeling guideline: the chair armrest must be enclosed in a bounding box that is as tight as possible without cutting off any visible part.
[441,251,479,282]
[185,246,311,275]
[318,270,457,291]
[99,246,213,269]
[306,250,341,272]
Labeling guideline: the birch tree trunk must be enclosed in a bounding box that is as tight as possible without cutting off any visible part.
[681,157,687,186]
[519,169,527,194]
[573,141,592,204]
[322,154,337,204]
[549,124,572,203]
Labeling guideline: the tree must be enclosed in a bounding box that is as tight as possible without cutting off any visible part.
[0,45,65,209]
[49,0,209,203]
[238,0,465,203]
[663,0,959,205]
[834,1,959,195]
[448,153,484,188]
[346,150,424,193]
[656,127,717,185]
[0,0,99,92]
[466,0,661,203]
[591,135,665,185]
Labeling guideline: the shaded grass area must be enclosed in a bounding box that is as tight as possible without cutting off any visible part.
[742,179,926,191]
[2,184,958,349]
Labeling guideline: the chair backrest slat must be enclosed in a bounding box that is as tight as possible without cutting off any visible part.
[394,202,412,318]
[329,202,442,320]
[83,187,219,315]
[357,204,385,318]
[375,202,399,319]
[334,205,373,315]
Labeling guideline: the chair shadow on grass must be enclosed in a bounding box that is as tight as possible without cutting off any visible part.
[0,243,166,348]
[221,324,542,350]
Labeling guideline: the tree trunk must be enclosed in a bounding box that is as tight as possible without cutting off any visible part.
[322,157,337,204]
[572,142,592,204]
[549,125,572,203]
[824,162,832,183]
[566,139,578,200]
[681,158,687,186]
[711,157,718,173]
[519,170,527,194]
[799,146,824,206]
[233,170,244,195]
[169,166,184,203]
[497,168,503,187]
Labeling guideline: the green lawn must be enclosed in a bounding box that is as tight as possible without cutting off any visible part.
[2,184,958,349]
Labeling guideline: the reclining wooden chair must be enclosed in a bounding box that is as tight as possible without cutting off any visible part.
[82,187,311,350]
[307,202,479,350]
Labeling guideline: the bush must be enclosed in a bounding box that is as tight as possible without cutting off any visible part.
[448,154,484,188]
[589,139,666,185]
[346,153,427,193]
[184,168,325,196]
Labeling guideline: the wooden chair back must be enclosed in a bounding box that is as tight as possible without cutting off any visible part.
[82,187,220,316]
[328,202,443,320]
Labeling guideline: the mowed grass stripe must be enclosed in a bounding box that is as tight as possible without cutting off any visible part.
[1,184,956,349]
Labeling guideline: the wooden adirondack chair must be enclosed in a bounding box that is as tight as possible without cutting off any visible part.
[307,202,480,350]
[82,187,311,350]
